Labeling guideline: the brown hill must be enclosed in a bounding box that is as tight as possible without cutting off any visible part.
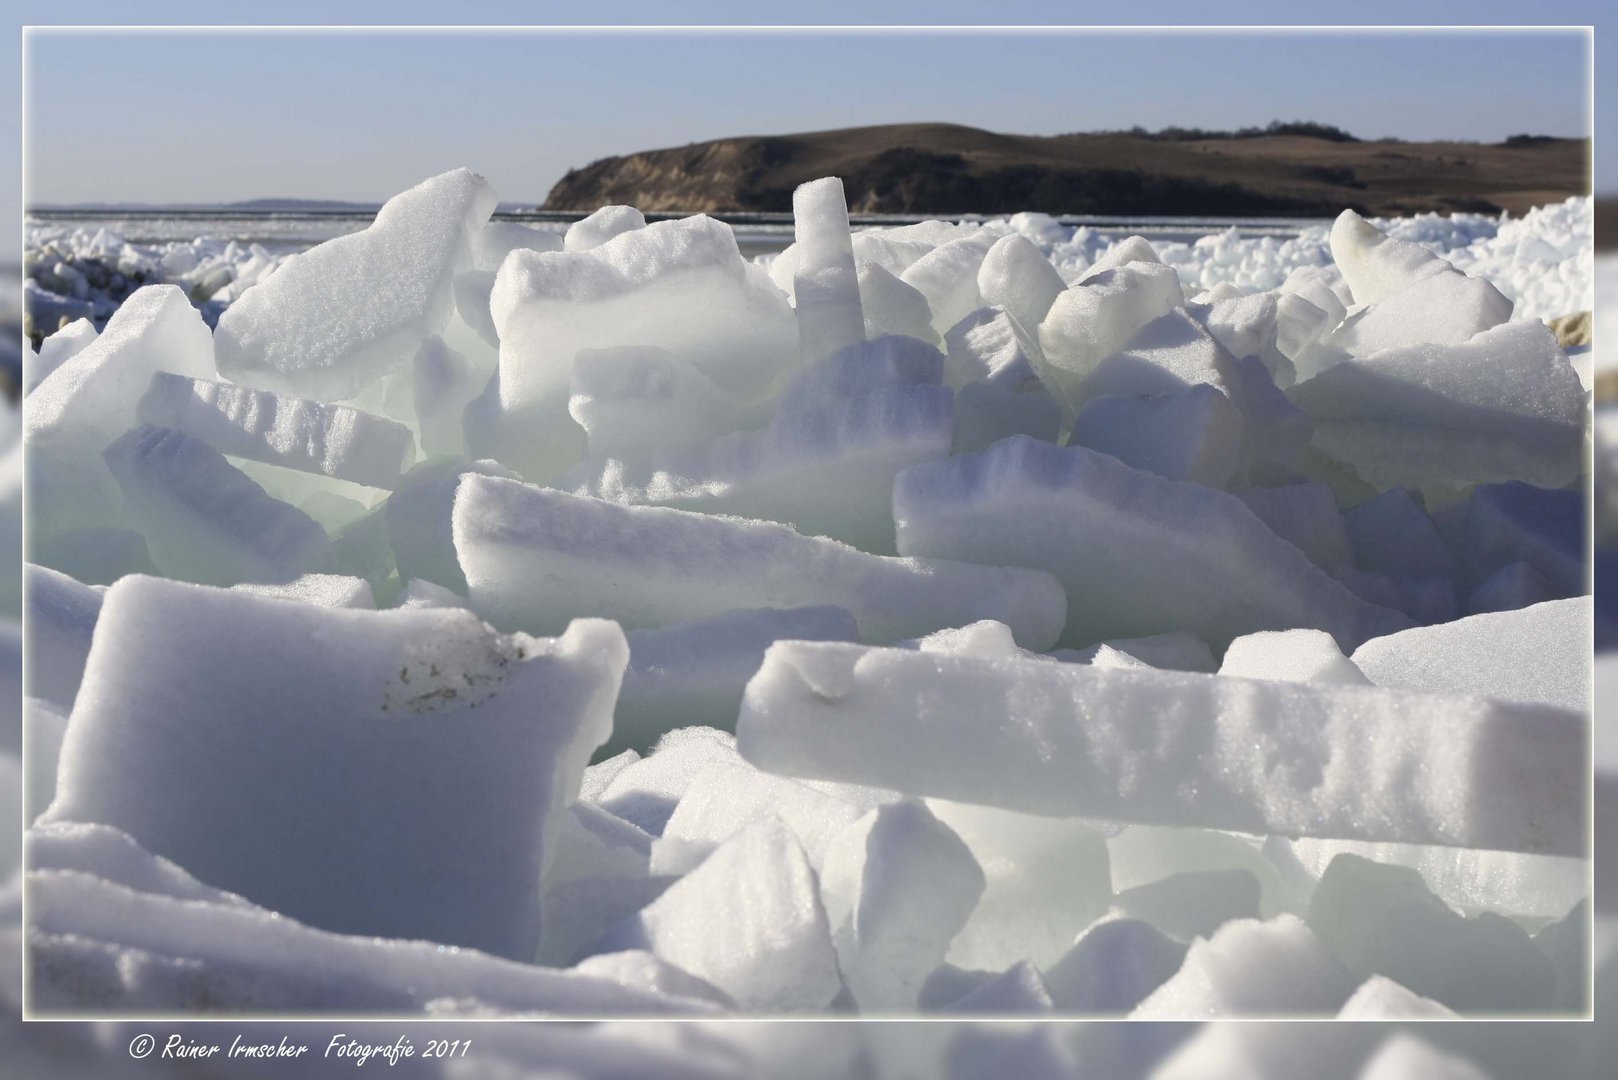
[542,122,1589,218]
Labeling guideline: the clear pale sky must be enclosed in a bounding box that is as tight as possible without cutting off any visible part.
[7,1,1610,252]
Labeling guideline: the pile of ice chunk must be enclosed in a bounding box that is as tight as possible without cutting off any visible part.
[15,168,1590,1021]
[1035,195,1595,323]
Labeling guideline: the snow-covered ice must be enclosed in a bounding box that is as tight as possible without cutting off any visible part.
[738,639,1585,854]
[1130,914,1356,1018]
[490,215,796,479]
[1305,852,1556,1012]
[455,472,1066,647]
[42,576,627,962]
[791,178,866,364]
[215,169,497,401]
[16,168,1593,1023]
[612,605,858,756]
[818,800,984,1011]
[590,819,841,1012]
[894,436,1408,650]
[1350,597,1590,712]
[137,371,415,489]
[1288,321,1584,498]
[102,425,338,586]
[26,285,216,541]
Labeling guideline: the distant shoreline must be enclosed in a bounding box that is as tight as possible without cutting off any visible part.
[542,122,1590,220]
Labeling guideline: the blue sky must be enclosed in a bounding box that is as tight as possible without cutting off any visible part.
[22,26,1593,211]
[6,2,1611,252]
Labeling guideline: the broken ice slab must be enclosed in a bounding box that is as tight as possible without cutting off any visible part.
[1284,836,1588,920]
[610,605,859,757]
[818,800,985,1011]
[1055,302,1257,426]
[1340,487,1457,581]
[976,234,1066,348]
[1287,321,1585,497]
[857,260,937,346]
[475,219,565,271]
[1107,825,1293,919]
[901,231,1001,338]
[1350,597,1590,713]
[387,457,520,593]
[779,332,944,407]
[593,727,745,835]
[23,563,104,711]
[411,334,487,459]
[894,436,1408,651]
[737,640,1586,855]
[650,759,863,876]
[1467,561,1554,615]
[26,835,718,1016]
[791,178,865,364]
[942,960,1053,1014]
[1079,234,1163,281]
[27,527,156,588]
[1304,853,1555,1013]
[490,214,796,479]
[103,425,337,588]
[563,205,646,253]
[26,285,216,536]
[1281,264,1349,328]
[215,168,497,401]
[930,801,1112,972]
[768,217,964,301]
[567,346,747,467]
[454,473,1067,648]
[1042,917,1187,1015]
[453,269,500,347]
[1189,290,1294,387]
[40,576,628,962]
[590,819,842,1012]
[1457,481,1585,597]
[26,286,214,454]
[1325,269,1513,358]
[24,316,97,394]
[951,381,1063,456]
[565,380,954,555]
[1112,868,1262,943]
[1130,915,1356,1018]
[137,372,415,489]
[1233,482,1353,571]
[1034,262,1181,397]
[1331,208,1506,310]
[1219,629,1369,686]
[1069,383,1243,489]
[944,307,1042,391]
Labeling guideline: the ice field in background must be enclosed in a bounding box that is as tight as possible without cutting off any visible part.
[23,195,1595,342]
[0,164,1600,1047]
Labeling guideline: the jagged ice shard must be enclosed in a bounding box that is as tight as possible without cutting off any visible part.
[791,177,866,363]
[215,168,497,401]
[453,472,1066,648]
[894,436,1409,651]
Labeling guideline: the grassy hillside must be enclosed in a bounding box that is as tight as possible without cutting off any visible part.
[543,122,1589,218]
